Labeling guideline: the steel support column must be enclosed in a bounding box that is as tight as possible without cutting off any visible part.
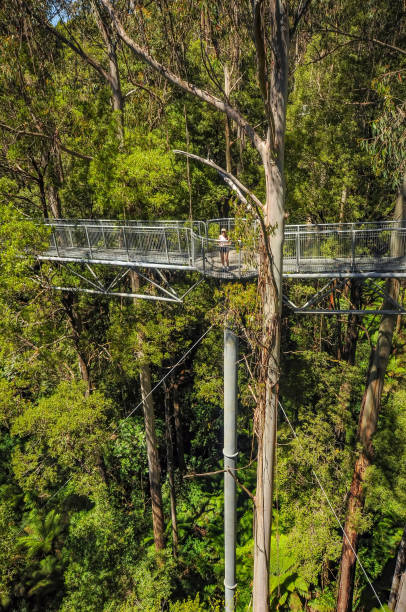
[224,327,238,611]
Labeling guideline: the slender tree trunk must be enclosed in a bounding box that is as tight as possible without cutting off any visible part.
[337,180,406,612]
[164,383,178,556]
[389,525,406,610]
[46,183,62,219]
[253,2,289,607]
[342,280,361,365]
[61,293,92,394]
[173,382,186,472]
[77,352,91,393]
[139,361,165,551]
[223,63,233,218]
[339,185,348,224]
[224,65,232,176]
[335,281,362,446]
[183,105,192,221]
[131,272,165,552]
[92,0,124,140]
[36,169,48,218]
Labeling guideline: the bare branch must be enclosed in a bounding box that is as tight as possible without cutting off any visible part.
[29,7,115,86]
[290,0,313,38]
[0,123,93,161]
[227,468,256,502]
[125,86,164,106]
[320,25,406,56]
[173,149,265,211]
[57,144,93,161]
[99,0,264,152]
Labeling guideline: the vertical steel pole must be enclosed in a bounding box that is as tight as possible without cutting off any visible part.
[224,327,238,611]
[84,225,93,258]
[53,226,60,257]
[177,227,182,253]
[351,226,356,269]
[185,227,191,264]
[163,228,170,263]
[296,227,300,272]
[122,227,130,262]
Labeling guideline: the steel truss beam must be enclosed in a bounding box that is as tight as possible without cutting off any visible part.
[283,278,406,316]
[39,261,203,303]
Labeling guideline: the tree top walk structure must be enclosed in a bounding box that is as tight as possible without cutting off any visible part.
[38,217,406,313]
[41,217,406,278]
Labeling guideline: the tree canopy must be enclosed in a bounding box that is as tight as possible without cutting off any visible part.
[0,0,405,610]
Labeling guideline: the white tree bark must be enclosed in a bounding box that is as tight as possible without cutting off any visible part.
[395,574,406,612]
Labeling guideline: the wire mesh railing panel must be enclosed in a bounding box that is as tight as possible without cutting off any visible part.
[355,230,390,262]
[283,226,406,274]
[193,236,258,279]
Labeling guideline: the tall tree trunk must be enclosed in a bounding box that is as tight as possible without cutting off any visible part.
[164,383,178,556]
[253,2,289,608]
[131,272,165,552]
[337,180,406,612]
[395,576,406,612]
[336,289,398,612]
[395,572,406,612]
[389,525,406,610]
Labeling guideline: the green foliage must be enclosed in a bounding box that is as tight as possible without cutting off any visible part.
[60,494,135,611]
[11,381,113,496]
[88,130,190,219]
[0,205,48,293]
[18,509,66,601]
[268,533,310,610]
[169,595,209,611]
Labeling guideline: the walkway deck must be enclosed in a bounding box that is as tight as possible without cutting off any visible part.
[39,218,406,279]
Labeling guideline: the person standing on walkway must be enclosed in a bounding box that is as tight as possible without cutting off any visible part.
[219,227,230,271]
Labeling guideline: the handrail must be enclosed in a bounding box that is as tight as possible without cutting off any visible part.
[38,217,406,280]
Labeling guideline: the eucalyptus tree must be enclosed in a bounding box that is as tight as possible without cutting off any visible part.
[91,1,309,608]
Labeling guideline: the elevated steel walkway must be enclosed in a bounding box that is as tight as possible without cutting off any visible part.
[39,218,406,279]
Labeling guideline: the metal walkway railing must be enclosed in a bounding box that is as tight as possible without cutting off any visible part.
[39,218,406,279]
